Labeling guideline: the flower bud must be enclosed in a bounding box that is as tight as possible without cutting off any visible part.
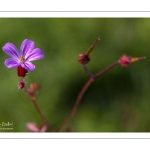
[18,80,25,89]
[78,53,90,65]
[78,38,100,65]
[119,54,146,67]
[119,55,132,66]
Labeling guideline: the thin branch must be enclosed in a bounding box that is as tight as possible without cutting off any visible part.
[94,61,119,79]
[57,60,119,132]
[24,87,54,132]
[82,64,94,77]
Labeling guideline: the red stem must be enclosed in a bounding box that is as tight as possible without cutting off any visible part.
[82,64,94,77]
[24,87,54,132]
[57,60,119,132]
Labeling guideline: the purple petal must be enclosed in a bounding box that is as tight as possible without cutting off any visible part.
[25,48,44,61]
[20,39,35,57]
[21,61,35,71]
[2,43,20,58]
[4,58,20,68]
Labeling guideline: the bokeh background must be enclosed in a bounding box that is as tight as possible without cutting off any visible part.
[0,18,149,132]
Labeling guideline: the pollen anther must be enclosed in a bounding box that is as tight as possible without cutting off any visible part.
[20,55,25,63]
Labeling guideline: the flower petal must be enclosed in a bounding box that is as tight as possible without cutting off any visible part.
[4,58,20,68]
[40,124,47,132]
[2,43,20,58]
[26,122,39,132]
[21,61,35,71]
[20,39,35,57]
[25,48,44,61]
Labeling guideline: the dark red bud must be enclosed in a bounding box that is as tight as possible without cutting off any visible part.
[78,53,90,65]
[18,81,25,89]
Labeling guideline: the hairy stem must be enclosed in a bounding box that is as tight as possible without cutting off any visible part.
[57,60,119,132]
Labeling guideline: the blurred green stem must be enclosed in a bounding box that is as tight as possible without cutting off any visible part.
[57,60,119,132]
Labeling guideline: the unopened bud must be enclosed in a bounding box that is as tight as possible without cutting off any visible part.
[18,80,25,89]
[119,54,146,67]
[78,53,90,65]
[78,37,100,65]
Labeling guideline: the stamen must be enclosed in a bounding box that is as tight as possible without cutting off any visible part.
[20,55,25,63]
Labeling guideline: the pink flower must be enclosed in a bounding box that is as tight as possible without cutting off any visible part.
[26,122,47,132]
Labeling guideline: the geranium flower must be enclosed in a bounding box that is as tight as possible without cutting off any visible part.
[2,39,44,71]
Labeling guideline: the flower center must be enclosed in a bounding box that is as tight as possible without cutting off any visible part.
[20,55,25,63]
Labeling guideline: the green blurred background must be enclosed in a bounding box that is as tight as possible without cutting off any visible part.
[0,18,149,132]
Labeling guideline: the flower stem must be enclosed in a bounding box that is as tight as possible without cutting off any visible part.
[24,87,54,132]
[57,60,119,132]
[94,61,119,79]
[82,64,94,77]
